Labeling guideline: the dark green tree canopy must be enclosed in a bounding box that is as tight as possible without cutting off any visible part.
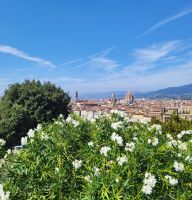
[0,80,70,148]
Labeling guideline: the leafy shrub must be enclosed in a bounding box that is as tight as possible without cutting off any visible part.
[0,80,70,148]
[0,113,192,199]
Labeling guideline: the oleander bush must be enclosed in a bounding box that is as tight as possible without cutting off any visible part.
[0,112,192,199]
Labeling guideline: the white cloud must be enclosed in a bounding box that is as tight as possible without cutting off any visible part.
[0,45,55,69]
[71,48,119,71]
[138,8,192,38]
[133,41,180,63]
[123,41,181,74]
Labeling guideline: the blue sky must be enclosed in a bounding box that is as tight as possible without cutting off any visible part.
[0,0,192,95]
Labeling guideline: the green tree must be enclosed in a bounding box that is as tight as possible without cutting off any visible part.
[0,80,70,148]
[162,111,192,134]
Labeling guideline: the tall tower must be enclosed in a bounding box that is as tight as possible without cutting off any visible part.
[75,91,79,101]
[111,92,117,106]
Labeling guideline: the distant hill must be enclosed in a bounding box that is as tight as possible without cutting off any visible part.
[136,84,192,99]
[78,84,192,100]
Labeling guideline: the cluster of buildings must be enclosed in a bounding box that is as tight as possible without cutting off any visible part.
[71,91,192,122]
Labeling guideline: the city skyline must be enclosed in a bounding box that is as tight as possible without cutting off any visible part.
[0,0,192,95]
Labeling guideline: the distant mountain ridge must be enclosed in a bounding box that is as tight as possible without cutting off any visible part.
[79,84,192,100]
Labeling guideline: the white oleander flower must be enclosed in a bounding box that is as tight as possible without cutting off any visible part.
[59,114,64,118]
[178,142,187,151]
[111,121,123,130]
[54,121,64,127]
[147,139,152,144]
[55,167,59,173]
[125,142,135,152]
[0,184,10,200]
[88,141,94,147]
[36,124,42,131]
[185,156,192,163]
[93,167,100,176]
[72,120,79,127]
[115,178,119,183]
[27,129,35,138]
[21,136,28,146]
[41,132,49,140]
[141,184,152,195]
[165,175,178,186]
[148,137,159,146]
[133,137,138,141]
[0,139,6,146]
[100,146,111,156]
[7,149,11,155]
[66,116,72,123]
[72,159,82,169]
[173,161,184,172]
[3,154,7,159]
[84,175,92,183]
[111,132,123,146]
[0,159,5,168]
[177,133,182,139]
[166,134,173,140]
[117,155,128,166]
[167,139,177,147]
[177,153,182,158]
[152,137,159,146]
[148,124,162,133]
[110,109,126,117]
[141,172,157,195]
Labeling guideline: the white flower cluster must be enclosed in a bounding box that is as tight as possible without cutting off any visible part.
[36,124,42,131]
[173,161,184,172]
[100,146,111,156]
[117,155,128,166]
[0,139,6,146]
[141,172,157,195]
[110,109,126,117]
[166,135,188,151]
[185,155,192,163]
[148,124,162,134]
[111,121,123,130]
[178,142,187,151]
[88,141,94,147]
[0,159,5,168]
[138,118,150,124]
[27,129,35,138]
[54,121,64,127]
[148,137,159,146]
[66,116,79,127]
[177,130,192,139]
[72,159,82,169]
[85,115,96,123]
[165,175,178,186]
[0,184,10,200]
[166,134,178,147]
[125,142,135,152]
[40,132,49,140]
[21,136,28,146]
[84,175,92,183]
[93,167,100,176]
[111,132,123,146]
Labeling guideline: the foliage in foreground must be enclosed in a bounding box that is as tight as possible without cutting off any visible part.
[0,113,192,199]
[0,80,70,148]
